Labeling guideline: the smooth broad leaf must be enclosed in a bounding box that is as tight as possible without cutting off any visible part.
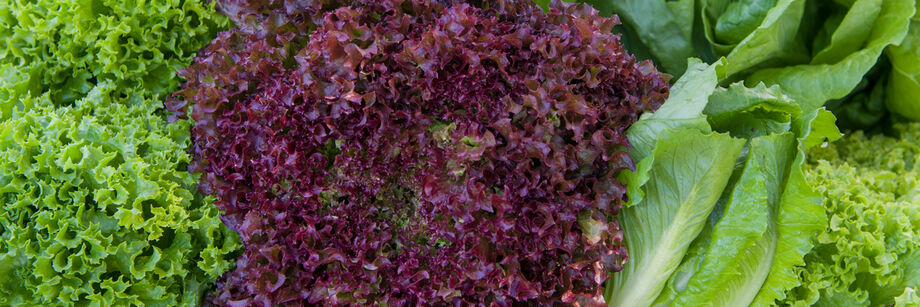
[810,0,883,65]
[700,0,737,55]
[714,0,779,45]
[671,133,796,307]
[748,109,839,306]
[649,213,714,307]
[745,0,915,112]
[619,58,725,208]
[645,58,726,122]
[704,82,801,138]
[606,128,745,307]
[584,0,698,75]
[885,19,920,120]
[721,0,808,79]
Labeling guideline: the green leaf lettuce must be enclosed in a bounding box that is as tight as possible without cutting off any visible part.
[779,123,920,306]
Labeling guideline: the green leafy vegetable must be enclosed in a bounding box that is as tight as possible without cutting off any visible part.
[608,58,841,307]
[779,123,920,306]
[607,129,745,307]
[581,0,920,126]
[0,0,238,305]
[885,14,920,121]
[0,0,227,110]
[0,87,240,306]
[746,0,914,112]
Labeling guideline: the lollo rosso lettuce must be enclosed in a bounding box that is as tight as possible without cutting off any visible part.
[607,58,841,307]
[580,0,920,127]
[169,0,670,305]
[778,123,920,306]
[0,0,240,305]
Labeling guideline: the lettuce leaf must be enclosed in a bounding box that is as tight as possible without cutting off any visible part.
[0,86,241,306]
[779,123,920,306]
[607,127,745,307]
[666,133,793,307]
[608,58,840,307]
[580,0,919,125]
[746,0,915,111]
[885,15,920,121]
[0,0,238,305]
[0,0,228,109]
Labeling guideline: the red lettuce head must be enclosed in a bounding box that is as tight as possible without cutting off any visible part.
[169,0,669,305]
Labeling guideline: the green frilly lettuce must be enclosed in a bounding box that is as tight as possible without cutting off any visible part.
[606,58,841,307]
[0,0,239,305]
[0,86,240,306]
[0,0,228,110]
[778,123,920,306]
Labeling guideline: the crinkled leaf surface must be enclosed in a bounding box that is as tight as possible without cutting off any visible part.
[780,123,920,306]
[0,0,238,305]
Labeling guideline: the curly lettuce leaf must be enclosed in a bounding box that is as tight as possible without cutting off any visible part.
[896,288,920,307]
[780,123,920,306]
[0,86,241,306]
[0,0,238,305]
[0,0,228,109]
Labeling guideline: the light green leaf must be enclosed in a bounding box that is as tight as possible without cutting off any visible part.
[584,0,698,75]
[650,217,714,307]
[715,0,779,45]
[782,123,920,306]
[0,0,239,305]
[606,128,745,307]
[721,0,809,79]
[810,0,883,64]
[704,82,801,138]
[645,59,726,121]
[885,19,920,120]
[749,109,838,306]
[745,0,915,111]
[673,133,796,307]
[895,288,920,307]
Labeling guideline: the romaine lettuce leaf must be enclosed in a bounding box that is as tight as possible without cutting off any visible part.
[746,0,915,111]
[580,0,918,125]
[885,17,920,121]
[608,58,840,307]
[606,128,745,307]
[668,134,793,307]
